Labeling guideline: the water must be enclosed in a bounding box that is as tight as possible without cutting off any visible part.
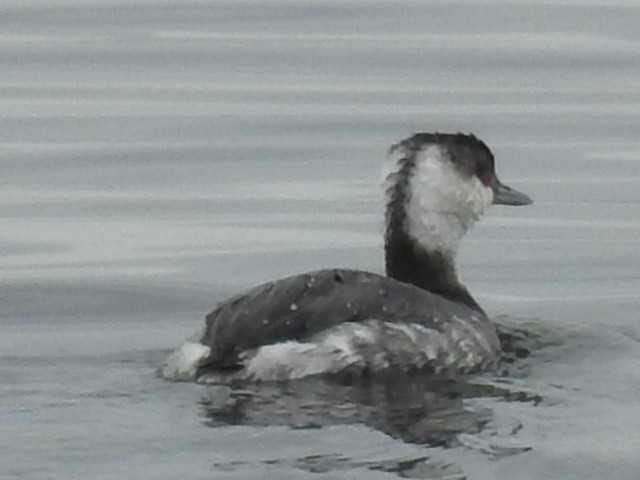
[2,1,639,478]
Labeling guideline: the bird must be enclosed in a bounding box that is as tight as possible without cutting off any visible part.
[163,132,532,382]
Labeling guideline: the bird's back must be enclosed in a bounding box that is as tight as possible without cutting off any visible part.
[198,268,500,376]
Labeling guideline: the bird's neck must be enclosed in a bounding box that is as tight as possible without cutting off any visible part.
[383,144,488,313]
[384,225,483,313]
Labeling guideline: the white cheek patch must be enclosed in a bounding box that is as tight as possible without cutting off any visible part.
[394,145,493,256]
[466,176,494,220]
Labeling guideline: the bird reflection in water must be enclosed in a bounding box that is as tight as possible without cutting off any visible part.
[199,372,539,443]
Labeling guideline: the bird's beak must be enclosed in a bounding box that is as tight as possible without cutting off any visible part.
[491,177,533,206]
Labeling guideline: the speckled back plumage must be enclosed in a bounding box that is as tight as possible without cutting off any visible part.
[197,268,500,380]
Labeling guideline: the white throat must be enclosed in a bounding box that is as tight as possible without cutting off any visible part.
[385,144,493,258]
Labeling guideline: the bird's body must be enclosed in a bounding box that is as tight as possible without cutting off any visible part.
[162,132,532,382]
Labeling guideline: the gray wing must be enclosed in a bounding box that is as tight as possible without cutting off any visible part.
[199,268,481,369]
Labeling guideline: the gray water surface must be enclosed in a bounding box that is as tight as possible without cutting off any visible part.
[2,1,640,479]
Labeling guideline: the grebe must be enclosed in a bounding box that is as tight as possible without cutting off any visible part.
[163,132,532,382]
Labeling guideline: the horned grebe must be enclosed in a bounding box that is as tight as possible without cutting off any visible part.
[163,133,532,382]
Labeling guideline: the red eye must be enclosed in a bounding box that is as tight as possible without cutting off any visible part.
[480,172,494,186]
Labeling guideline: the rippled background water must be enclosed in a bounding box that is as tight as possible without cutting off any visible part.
[2,1,640,479]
